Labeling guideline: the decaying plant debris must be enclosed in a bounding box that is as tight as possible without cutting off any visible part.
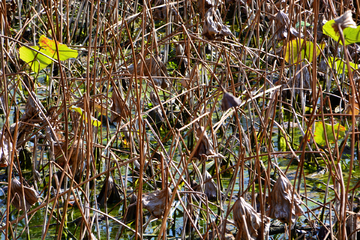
[274,11,301,40]
[142,188,171,218]
[221,92,242,111]
[1,0,359,239]
[128,56,169,89]
[233,197,270,240]
[203,7,232,40]
[10,178,38,211]
[269,174,304,224]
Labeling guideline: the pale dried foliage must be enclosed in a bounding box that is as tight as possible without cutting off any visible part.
[233,197,270,240]
[334,10,356,32]
[269,175,304,224]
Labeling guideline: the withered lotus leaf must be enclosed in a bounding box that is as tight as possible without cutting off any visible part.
[142,188,171,218]
[54,138,85,174]
[233,197,270,240]
[129,56,169,89]
[10,178,39,211]
[124,194,138,223]
[0,130,13,168]
[333,10,356,33]
[274,11,301,40]
[194,126,216,158]
[111,89,130,123]
[204,171,218,201]
[203,8,232,40]
[20,92,42,122]
[97,176,122,206]
[149,92,164,122]
[153,0,166,20]
[221,92,242,111]
[269,174,304,224]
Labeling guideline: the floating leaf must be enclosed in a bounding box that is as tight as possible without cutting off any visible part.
[69,106,101,127]
[19,35,78,72]
[284,39,325,64]
[313,121,347,146]
[322,11,360,45]
[328,56,358,74]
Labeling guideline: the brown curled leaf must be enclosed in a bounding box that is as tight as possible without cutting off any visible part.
[269,174,304,224]
[10,178,39,211]
[111,88,130,123]
[129,55,169,89]
[142,188,171,218]
[233,197,270,240]
[203,8,232,40]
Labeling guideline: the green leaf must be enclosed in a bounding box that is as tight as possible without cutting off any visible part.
[19,35,78,73]
[38,35,78,61]
[284,39,325,64]
[328,56,358,74]
[69,106,102,127]
[295,21,311,28]
[323,19,360,45]
[19,46,53,73]
[313,122,346,146]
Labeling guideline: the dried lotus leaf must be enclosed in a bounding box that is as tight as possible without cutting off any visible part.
[221,92,242,111]
[203,8,232,40]
[194,126,216,158]
[233,197,270,240]
[204,171,218,201]
[54,138,85,174]
[269,174,304,224]
[274,11,301,40]
[142,188,171,218]
[97,176,122,206]
[111,89,130,123]
[129,56,169,89]
[10,178,39,211]
[333,10,356,33]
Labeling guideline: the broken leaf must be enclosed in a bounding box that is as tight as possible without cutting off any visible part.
[10,178,39,211]
[19,35,78,72]
[269,174,304,224]
[233,197,270,240]
[142,188,171,218]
